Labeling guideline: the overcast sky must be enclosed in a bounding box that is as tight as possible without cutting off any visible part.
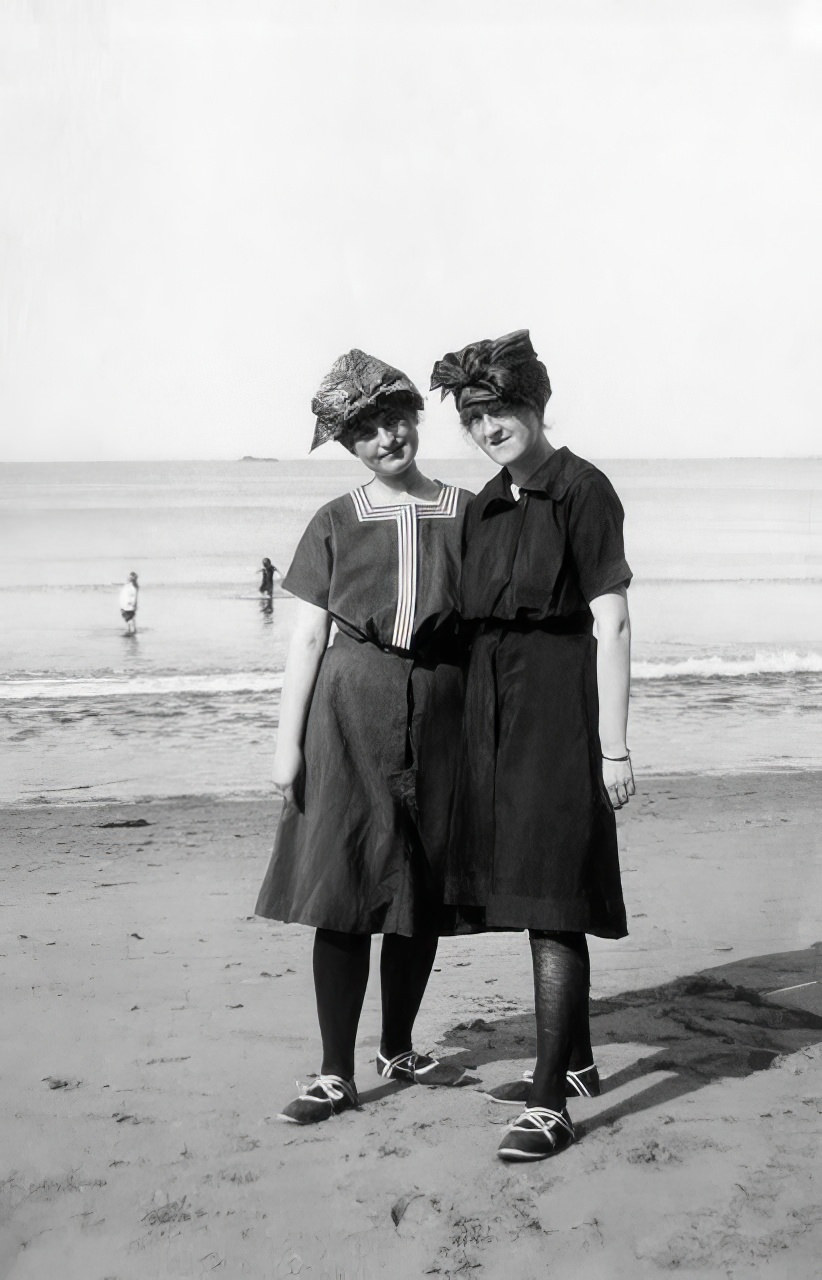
[1,0,821,461]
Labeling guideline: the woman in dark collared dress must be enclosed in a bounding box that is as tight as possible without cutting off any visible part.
[431,330,634,1162]
[256,349,472,1124]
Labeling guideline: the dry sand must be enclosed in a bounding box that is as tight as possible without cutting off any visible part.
[1,773,821,1279]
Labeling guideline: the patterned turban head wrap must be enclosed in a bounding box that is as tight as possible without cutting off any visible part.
[429,329,551,416]
[310,349,424,452]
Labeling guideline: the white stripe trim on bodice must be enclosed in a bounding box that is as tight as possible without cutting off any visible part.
[350,484,458,650]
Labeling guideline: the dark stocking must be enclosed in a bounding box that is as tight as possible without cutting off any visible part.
[313,928,371,1080]
[528,931,589,1110]
[379,934,439,1059]
[568,934,593,1071]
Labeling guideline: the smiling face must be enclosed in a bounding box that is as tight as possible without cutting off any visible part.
[345,404,420,476]
[460,399,548,476]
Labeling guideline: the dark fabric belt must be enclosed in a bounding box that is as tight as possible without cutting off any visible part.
[471,614,592,638]
[333,626,462,666]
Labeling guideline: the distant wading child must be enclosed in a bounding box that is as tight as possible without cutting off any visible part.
[119,571,138,635]
[255,350,472,1124]
[431,330,634,1162]
[259,557,279,603]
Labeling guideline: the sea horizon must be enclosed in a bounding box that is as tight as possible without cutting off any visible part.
[3,453,821,464]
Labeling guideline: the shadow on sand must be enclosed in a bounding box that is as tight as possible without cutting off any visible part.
[436,943,822,1133]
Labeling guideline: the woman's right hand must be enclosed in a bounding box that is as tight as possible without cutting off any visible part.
[602,754,635,810]
[271,599,330,814]
[273,743,304,810]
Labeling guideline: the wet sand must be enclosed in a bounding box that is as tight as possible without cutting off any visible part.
[1,773,821,1278]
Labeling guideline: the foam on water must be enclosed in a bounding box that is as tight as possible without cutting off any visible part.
[632,649,822,679]
[0,671,285,700]
[3,648,821,700]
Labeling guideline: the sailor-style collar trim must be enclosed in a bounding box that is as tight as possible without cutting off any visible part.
[474,447,595,518]
[349,483,459,650]
[351,483,458,519]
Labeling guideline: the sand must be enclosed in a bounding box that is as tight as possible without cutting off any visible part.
[1,772,821,1279]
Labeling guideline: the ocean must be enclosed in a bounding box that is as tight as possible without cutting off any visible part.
[1,457,820,805]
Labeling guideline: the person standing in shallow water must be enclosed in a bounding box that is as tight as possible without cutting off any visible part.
[259,557,278,597]
[258,557,279,613]
[255,349,472,1124]
[119,571,139,635]
[430,329,634,1162]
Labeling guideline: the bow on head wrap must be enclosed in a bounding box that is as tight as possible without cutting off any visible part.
[429,329,551,415]
[310,349,424,452]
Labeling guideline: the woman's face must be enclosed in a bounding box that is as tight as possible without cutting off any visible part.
[348,407,419,476]
[461,401,545,470]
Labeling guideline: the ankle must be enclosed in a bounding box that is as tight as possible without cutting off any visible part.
[379,1041,412,1062]
[527,1071,566,1112]
[320,1062,355,1083]
[527,1089,567,1112]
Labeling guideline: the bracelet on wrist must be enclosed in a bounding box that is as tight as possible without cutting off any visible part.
[602,751,631,762]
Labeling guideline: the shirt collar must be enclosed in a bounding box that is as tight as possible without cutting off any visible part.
[475,446,575,518]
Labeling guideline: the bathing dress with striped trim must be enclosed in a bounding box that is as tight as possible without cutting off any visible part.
[255,482,472,935]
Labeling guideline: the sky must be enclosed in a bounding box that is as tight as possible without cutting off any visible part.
[1,0,821,461]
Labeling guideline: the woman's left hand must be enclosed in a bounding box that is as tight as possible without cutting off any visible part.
[603,755,635,810]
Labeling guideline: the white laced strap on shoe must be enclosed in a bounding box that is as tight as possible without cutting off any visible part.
[565,1065,597,1097]
[521,1065,597,1095]
[381,1049,412,1080]
[300,1074,358,1106]
[378,1050,431,1079]
[504,1107,576,1146]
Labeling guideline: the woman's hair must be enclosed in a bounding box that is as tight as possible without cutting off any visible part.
[458,398,545,438]
[338,393,420,452]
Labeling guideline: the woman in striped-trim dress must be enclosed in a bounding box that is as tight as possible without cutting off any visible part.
[255,349,472,1125]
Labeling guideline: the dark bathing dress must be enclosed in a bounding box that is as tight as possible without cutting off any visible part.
[256,483,472,937]
[448,447,631,939]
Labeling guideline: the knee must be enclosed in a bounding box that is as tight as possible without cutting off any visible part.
[529,930,588,958]
[315,928,371,954]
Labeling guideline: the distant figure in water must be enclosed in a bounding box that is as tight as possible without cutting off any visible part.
[119,571,139,635]
[259,557,279,609]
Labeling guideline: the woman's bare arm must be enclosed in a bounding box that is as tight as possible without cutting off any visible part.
[589,586,634,808]
[273,599,332,806]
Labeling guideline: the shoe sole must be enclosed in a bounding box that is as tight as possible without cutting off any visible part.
[497,1147,559,1161]
[480,1090,530,1106]
[483,1072,601,1105]
[497,1138,574,1161]
[277,1109,354,1125]
[277,1109,334,1124]
[277,1103,353,1124]
[483,1089,599,1106]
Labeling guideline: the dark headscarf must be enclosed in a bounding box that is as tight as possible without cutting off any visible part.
[310,349,424,452]
[429,329,551,415]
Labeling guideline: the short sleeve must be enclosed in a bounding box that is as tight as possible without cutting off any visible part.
[282,507,334,609]
[567,474,632,602]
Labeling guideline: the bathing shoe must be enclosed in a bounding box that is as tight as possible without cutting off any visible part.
[278,1074,358,1124]
[376,1049,466,1086]
[484,1063,600,1105]
[497,1106,576,1162]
